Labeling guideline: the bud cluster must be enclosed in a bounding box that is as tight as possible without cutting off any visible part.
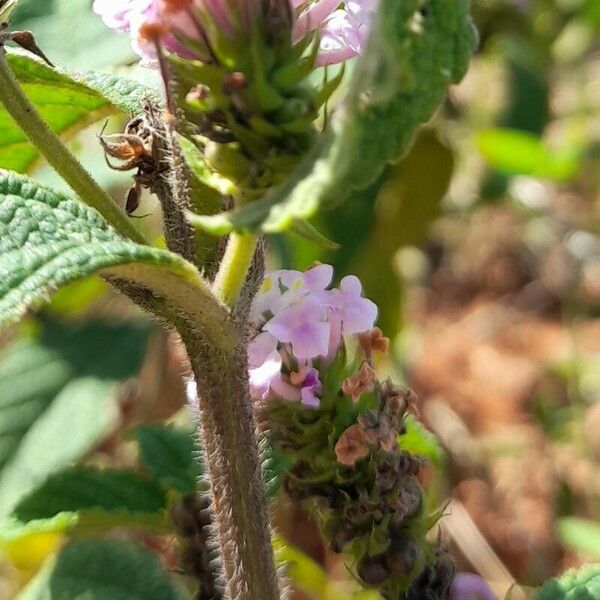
[94,0,377,196]
[252,264,455,599]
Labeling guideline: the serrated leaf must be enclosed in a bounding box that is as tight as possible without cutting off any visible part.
[0,50,157,173]
[13,467,167,522]
[134,425,199,494]
[534,564,600,600]
[17,539,184,600]
[557,518,600,559]
[0,319,150,516]
[397,415,443,466]
[0,170,233,347]
[196,0,476,233]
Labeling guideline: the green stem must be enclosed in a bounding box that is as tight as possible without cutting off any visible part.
[180,329,281,600]
[213,232,259,307]
[0,49,146,244]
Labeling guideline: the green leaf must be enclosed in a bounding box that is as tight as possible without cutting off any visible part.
[0,509,165,547]
[10,0,136,70]
[0,170,233,347]
[0,512,78,542]
[17,539,184,600]
[195,0,476,233]
[0,379,119,517]
[476,128,580,182]
[0,50,157,173]
[13,467,167,522]
[274,536,378,600]
[0,319,150,516]
[534,564,600,600]
[134,425,199,495]
[557,518,600,559]
[398,416,443,466]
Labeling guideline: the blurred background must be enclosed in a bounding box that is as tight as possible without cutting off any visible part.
[1,0,599,598]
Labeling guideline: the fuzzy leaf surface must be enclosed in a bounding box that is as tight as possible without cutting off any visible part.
[0,51,157,173]
[17,539,183,600]
[534,564,600,600]
[0,170,232,347]
[196,0,476,233]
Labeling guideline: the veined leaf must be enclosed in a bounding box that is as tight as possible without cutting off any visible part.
[0,170,234,349]
[194,0,476,234]
[0,50,157,173]
[17,539,184,600]
[534,564,600,600]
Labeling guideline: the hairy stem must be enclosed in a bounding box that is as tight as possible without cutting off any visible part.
[181,327,281,600]
[213,232,259,307]
[0,49,145,244]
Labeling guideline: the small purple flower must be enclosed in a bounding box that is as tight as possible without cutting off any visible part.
[450,573,497,600]
[247,265,378,408]
[265,295,331,360]
[324,275,378,339]
[291,366,323,407]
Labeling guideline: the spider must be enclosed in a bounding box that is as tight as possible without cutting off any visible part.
[99,102,165,217]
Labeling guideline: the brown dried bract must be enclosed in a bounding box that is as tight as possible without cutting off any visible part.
[342,362,377,402]
[334,424,370,466]
[359,327,390,356]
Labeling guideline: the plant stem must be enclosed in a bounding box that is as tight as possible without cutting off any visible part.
[180,328,281,600]
[213,232,259,307]
[0,50,146,244]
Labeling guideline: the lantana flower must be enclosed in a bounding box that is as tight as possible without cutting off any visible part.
[248,264,377,407]
[93,0,377,66]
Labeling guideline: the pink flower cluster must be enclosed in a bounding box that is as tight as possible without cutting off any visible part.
[93,0,377,66]
[248,264,377,407]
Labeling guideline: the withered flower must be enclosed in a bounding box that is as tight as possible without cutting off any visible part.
[342,362,377,402]
[334,423,370,466]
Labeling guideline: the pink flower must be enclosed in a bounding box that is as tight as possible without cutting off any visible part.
[94,0,378,66]
[247,265,377,408]
[250,264,333,325]
[265,295,331,360]
[328,275,378,336]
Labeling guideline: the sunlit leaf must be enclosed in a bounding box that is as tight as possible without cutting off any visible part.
[557,518,600,559]
[0,170,228,338]
[534,564,600,600]
[0,51,157,173]
[476,128,580,182]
